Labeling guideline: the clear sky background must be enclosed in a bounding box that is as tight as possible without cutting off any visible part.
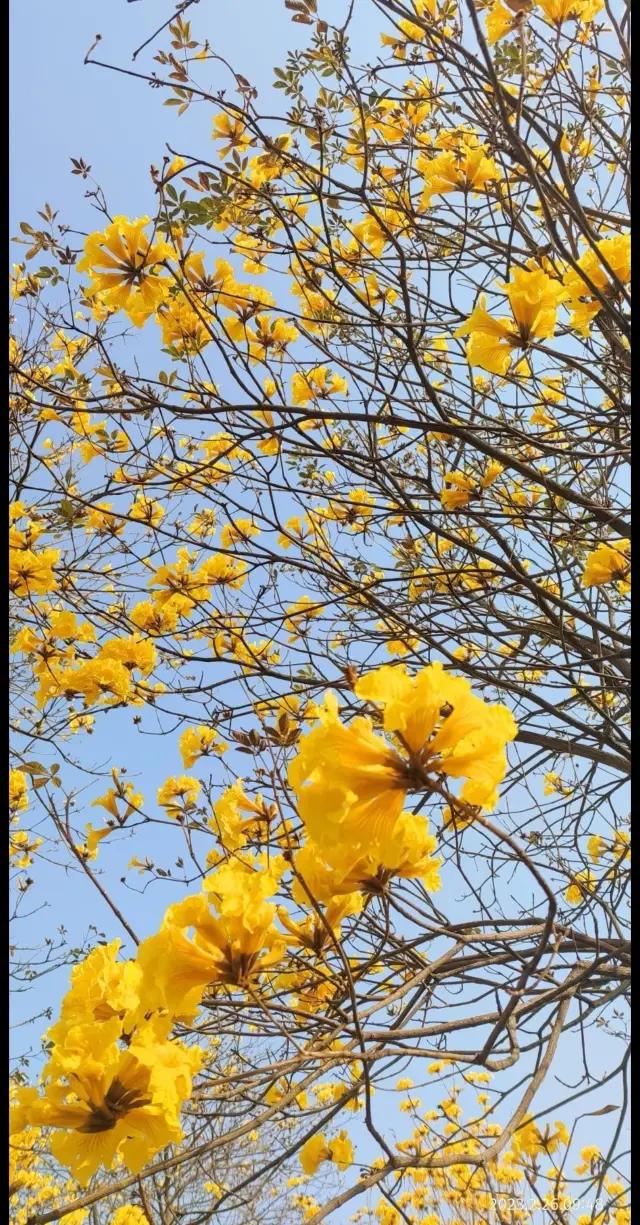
[10,0,628,1200]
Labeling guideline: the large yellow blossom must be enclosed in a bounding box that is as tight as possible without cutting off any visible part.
[294,811,441,898]
[565,869,597,905]
[288,664,517,853]
[418,140,500,207]
[538,0,603,25]
[9,545,60,597]
[299,1129,354,1175]
[137,862,285,1013]
[11,1029,200,1184]
[35,656,133,710]
[582,538,630,592]
[209,779,274,855]
[45,940,142,1055]
[77,217,174,325]
[455,268,568,374]
[157,295,211,354]
[111,1208,148,1225]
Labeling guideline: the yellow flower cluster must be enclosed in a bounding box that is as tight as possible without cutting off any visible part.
[31,634,158,709]
[417,130,500,208]
[9,505,60,598]
[11,653,520,1182]
[456,266,568,375]
[582,538,630,593]
[10,941,201,1184]
[136,860,287,1013]
[76,216,174,326]
[299,1129,354,1174]
[289,663,517,857]
[563,234,631,336]
[76,218,304,364]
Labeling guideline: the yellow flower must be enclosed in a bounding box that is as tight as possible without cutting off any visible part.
[582,539,630,592]
[99,635,157,677]
[10,828,43,868]
[299,1130,354,1175]
[149,551,247,616]
[9,545,60,597]
[440,459,503,511]
[211,113,252,158]
[128,856,151,874]
[565,869,597,905]
[208,781,274,856]
[503,266,567,339]
[455,268,567,374]
[157,775,201,818]
[129,495,165,528]
[380,18,426,59]
[511,1114,569,1159]
[179,725,228,769]
[11,1032,200,1185]
[563,234,630,336]
[111,1208,148,1225]
[157,296,211,354]
[166,156,187,178]
[91,778,143,821]
[324,488,376,532]
[440,471,476,511]
[277,893,356,952]
[538,0,603,25]
[85,503,124,536]
[35,656,133,710]
[327,1130,354,1170]
[137,864,285,1012]
[289,664,517,854]
[612,830,631,862]
[543,772,572,797]
[303,811,442,895]
[76,216,173,325]
[299,1133,328,1176]
[219,518,261,549]
[418,142,500,207]
[277,516,311,550]
[587,834,608,863]
[375,811,442,888]
[291,366,348,406]
[130,600,180,636]
[45,939,141,1043]
[283,595,322,642]
[80,823,113,859]
[486,1,519,45]
[9,769,29,813]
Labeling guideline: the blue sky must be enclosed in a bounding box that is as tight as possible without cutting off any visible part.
[10,0,629,1200]
[10,0,380,233]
